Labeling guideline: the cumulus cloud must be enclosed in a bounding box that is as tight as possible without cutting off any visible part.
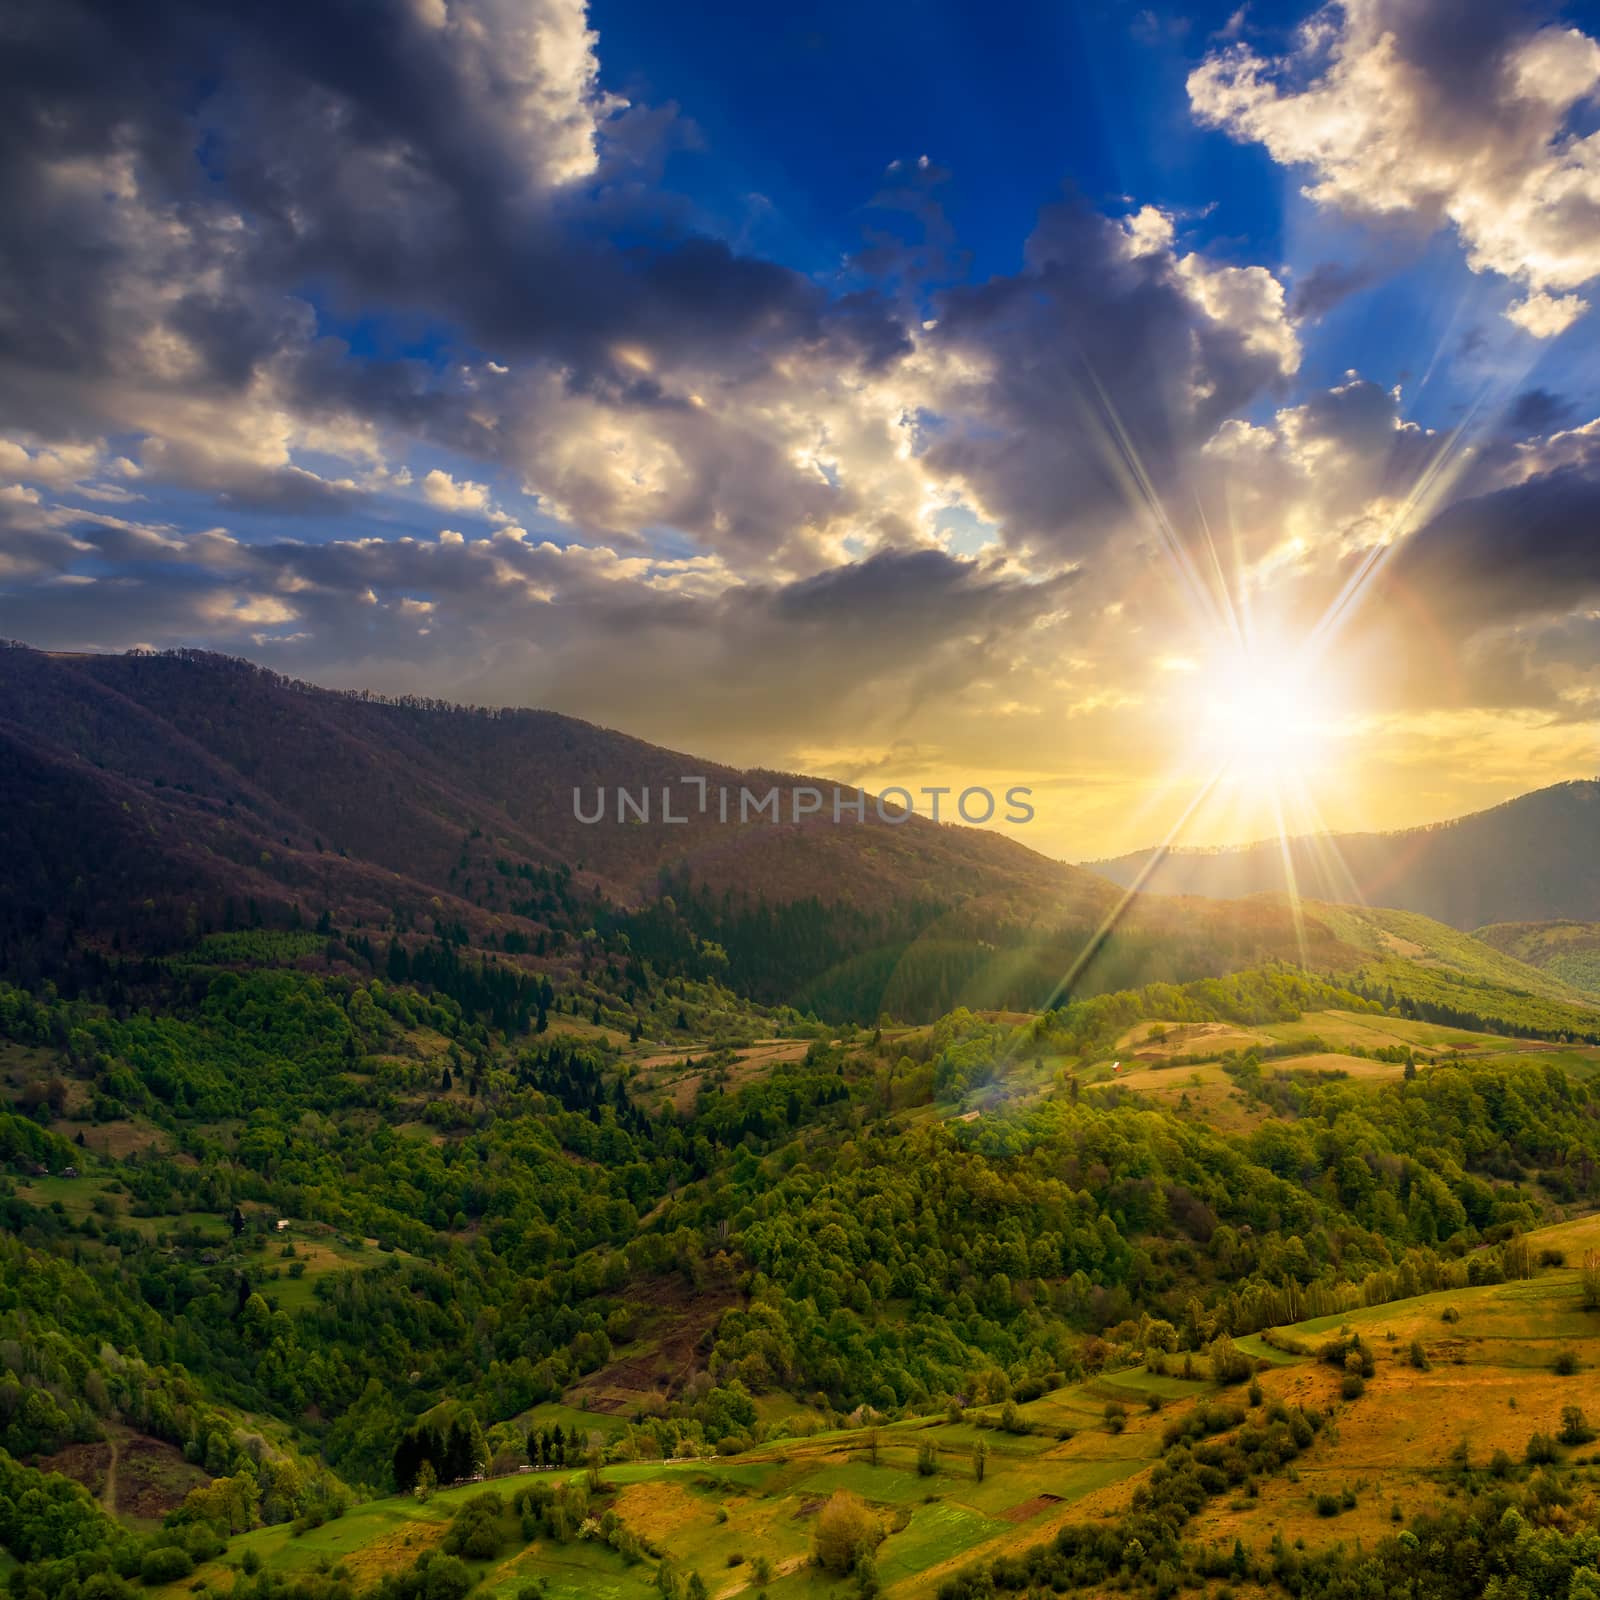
[1189,0,1600,333]
[421,469,494,514]
[0,0,905,543]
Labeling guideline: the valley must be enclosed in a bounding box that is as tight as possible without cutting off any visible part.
[5,652,1600,1600]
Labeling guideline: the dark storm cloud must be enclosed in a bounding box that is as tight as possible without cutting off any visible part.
[772,547,1073,630]
[916,197,1298,558]
[1289,260,1381,320]
[1387,462,1600,624]
[1506,388,1575,436]
[0,0,906,508]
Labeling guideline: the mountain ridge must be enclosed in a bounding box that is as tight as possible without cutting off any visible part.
[4,644,1587,1029]
[1084,779,1600,929]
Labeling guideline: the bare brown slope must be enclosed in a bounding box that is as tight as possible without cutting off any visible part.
[0,644,1115,941]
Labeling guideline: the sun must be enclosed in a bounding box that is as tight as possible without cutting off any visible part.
[1202,652,1338,783]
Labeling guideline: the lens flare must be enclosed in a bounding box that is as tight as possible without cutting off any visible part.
[1203,653,1337,782]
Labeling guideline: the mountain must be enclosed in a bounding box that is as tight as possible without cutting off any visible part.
[1474,920,1600,999]
[0,644,1362,1017]
[1085,780,1600,929]
[8,644,1586,1028]
[0,643,1097,920]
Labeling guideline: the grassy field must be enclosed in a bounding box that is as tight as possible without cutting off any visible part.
[1082,1005,1600,1131]
[89,1202,1600,1600]
[629,1040,819,1115]
[152,1364,1206,1600]
[1182,1245,1600,1561]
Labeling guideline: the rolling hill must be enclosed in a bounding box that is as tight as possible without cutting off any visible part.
[1085,780,1600,929]
[1475,920,1600,999]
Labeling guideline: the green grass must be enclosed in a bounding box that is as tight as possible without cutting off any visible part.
[480,1541,653,1600]
[1307,903,1597,1007]
[516,1402,628,1446]
[798,1461,961,1505]
[875,1501,1008,1586]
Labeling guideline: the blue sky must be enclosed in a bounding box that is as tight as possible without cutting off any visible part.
[585,0,1600,432]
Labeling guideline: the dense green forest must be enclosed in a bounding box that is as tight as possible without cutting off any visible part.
[4,909,1600,1600]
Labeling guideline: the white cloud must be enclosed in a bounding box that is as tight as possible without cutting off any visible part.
[1189,0,1600,334]
[1506,291,1588,339]
[421,468,494,514]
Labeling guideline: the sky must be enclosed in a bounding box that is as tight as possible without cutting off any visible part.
[3,0,1600,862]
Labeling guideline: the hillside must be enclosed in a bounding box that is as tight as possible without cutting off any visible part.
[1475,920,1600,999]
[1086,781,1600,929]
[5,943,1600,1600]
[0,645,1377,1021]
[0,642,1105,926]
[8,649,1600,1600]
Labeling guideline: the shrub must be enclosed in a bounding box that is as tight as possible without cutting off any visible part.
[916,1441,938,1476]
[1408,1339,1430,1371]
[1209,1336,1254,1386]
[1103,1401,1127,1434]
[141,1549,196,1585]
[1554,1349,1581,1376]
[1526,1432,1559,1465]
[1561,1406,1596,1445]
[418,1556,472,1600]
[1315,1494,1340,1517]
[813,1492,882,1575]
[444,1492,505,1560]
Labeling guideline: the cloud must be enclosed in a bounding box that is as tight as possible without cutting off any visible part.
[421,468,494,514]
[1505,290,1589,339]
[912,197,1299,561]
[0,0,905,545]
[1288,259,1381,319]
[1189,0,1600,333]
[1385,457,1600,625]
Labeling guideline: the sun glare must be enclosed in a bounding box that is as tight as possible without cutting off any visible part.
[1202,654,1337,783]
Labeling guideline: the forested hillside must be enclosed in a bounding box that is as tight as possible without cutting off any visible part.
[6,651,1600,1600]
[4,901,1600,1599]
[1476,920,1600,999]
[0,644,1444,1023]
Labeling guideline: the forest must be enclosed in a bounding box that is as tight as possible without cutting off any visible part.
[3,903,1600,1600]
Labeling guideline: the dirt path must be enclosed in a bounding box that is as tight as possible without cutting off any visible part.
[101,1435,120,1515]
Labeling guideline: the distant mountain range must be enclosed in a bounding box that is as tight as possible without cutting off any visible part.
[0,644,1103,932]
[1085,781,1600,931]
